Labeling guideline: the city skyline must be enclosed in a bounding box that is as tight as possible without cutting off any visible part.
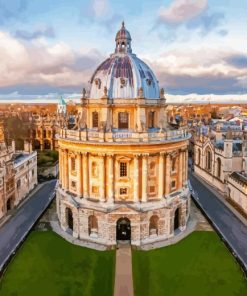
[0,0,247,100]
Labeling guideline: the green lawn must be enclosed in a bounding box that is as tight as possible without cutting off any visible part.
[0,231,115,296]
[133,232,247,296]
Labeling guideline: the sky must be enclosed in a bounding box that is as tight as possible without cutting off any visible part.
[0,0,247,101]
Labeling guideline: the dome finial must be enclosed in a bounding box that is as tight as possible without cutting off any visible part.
[122,20,125,27]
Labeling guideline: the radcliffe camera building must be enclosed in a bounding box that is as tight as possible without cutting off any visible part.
[56,23,191,247]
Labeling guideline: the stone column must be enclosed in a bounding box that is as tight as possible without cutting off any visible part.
[185,150,188,181]
[82,152,88,198]
[178,151,183,189]
[158,152,164,199]
[133,154,139,202]
[59,149,62,185]
[142,154,148,202]
[182,150,186,185]
[165,154,171,196]
[99,154,105,202]
[77,152,83,197]
[64,149,69,190]
[107,154,114,203]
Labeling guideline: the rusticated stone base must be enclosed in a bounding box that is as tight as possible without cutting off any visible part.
[56,187,191,249]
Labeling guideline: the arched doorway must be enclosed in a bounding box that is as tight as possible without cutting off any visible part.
[116,217,131,241]
[66,208,73,231]
[174,208,180,231]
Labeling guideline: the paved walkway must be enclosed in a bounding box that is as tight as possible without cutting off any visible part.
[114,244,134,296]
[0,180,57,272]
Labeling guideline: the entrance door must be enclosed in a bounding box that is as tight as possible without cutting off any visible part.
[174,208,180,231]
[116,218,131,241]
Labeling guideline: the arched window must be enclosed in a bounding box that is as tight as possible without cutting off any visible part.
[92,111,99,128]
[118,112,129,129]
[149,215,159,236]
[88,215,98,237]
[206,149,212,171]
[148,111,155,128]
[92,162,98,177]
[43,130,46,138]
[197,149,201,166]
[71,157,76,171]
[216,158,221,178]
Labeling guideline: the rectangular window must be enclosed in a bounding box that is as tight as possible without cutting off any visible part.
[118,112,129,129]
[120,162,127,177]
[120,188,127,195]
[148,111,155,128]
[92,112,99,128]
[71,181,76,189]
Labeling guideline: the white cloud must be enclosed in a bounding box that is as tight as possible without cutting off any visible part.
[92,0,109,18]
[0,31,103,88]
[159,0,207,24]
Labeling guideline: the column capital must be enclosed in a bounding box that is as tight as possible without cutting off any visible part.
[142,153,149,158]
[106,153,114,158]
[82,152,88,156]
[133,153,141,158]
[159,152,165,156]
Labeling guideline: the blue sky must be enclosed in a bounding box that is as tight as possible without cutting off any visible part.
[0,0,247,99]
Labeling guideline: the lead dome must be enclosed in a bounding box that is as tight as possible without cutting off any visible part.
[89,22,160,99]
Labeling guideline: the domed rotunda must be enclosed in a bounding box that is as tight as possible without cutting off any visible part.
[56,22,191,248]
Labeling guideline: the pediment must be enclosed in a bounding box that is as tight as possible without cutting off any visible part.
[116,156,132,162]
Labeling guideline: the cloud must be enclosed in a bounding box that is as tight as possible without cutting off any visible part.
[225,54,247,69]
[15,26,55,40]
[159,0,207,25]
[0,31,103,91]
[144,49,247,94]
[186,11,225,35]
[1,30,247,96]
[91,0,109,18]
[0,0,28,24]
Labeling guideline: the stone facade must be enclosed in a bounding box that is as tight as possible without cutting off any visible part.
[227,172,247,215]
[30,113,59,151]
[56,23,191,248]
[194,128,247,194]
[0,124,38,220]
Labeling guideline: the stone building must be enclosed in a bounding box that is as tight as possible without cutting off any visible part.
[30,113,58,151]
[227,172,247,215]
[56,23,191,248]
[194,124,247,214]
[0,124,38,220]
